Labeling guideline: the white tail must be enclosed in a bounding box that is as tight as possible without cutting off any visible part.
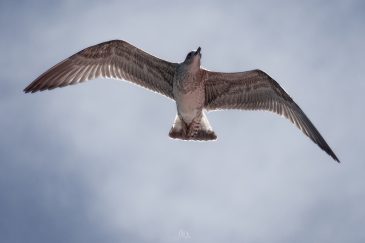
[169,113,217,141]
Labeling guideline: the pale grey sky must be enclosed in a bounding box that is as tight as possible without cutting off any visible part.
[0,0,364,242]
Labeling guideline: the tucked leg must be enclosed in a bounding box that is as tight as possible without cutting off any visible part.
[186,114,202,138]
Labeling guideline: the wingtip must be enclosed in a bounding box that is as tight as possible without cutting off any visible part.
[23,87,33,93]
[24,84,39,93]
[330,152,340,163]
[23,83,32,93]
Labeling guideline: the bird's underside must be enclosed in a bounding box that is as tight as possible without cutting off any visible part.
[24,39,340,162]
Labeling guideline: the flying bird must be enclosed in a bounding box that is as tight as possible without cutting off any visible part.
[24,40,339,162]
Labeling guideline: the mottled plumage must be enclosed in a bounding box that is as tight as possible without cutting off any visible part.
[24,40,177,98]
[24,40,339,162]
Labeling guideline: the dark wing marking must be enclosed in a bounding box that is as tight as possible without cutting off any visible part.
[24,40,178,99]
[204,69,339,162]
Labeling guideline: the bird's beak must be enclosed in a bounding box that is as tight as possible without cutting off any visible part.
[195,47,201,55]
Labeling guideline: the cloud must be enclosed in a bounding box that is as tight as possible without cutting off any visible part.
[0,0,364,242]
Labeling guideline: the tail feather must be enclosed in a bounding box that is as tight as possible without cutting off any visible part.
[168,113,217,141]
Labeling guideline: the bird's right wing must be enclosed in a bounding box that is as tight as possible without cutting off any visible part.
[24,40,178,99]
[203,69,339,162]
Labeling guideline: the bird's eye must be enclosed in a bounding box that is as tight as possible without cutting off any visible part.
[187,53,192,59]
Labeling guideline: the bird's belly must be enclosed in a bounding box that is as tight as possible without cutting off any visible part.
[179,108,198,124]
[175,90,204,124]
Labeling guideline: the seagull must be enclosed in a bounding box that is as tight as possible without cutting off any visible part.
[24,40,339,162]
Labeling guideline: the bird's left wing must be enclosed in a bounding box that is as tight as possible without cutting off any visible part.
[24,40,178,99]
[203,69,339,162]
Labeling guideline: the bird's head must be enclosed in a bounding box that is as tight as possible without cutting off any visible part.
[183,47,201,67]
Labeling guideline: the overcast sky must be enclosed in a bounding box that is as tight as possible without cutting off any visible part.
[0,0,364,242]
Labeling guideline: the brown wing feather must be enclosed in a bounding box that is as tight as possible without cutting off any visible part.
[24,40,178,99]
[204,69,339,162]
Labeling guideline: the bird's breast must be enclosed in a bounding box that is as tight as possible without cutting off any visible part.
[174,84,205,124]
[172,67,205,123]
